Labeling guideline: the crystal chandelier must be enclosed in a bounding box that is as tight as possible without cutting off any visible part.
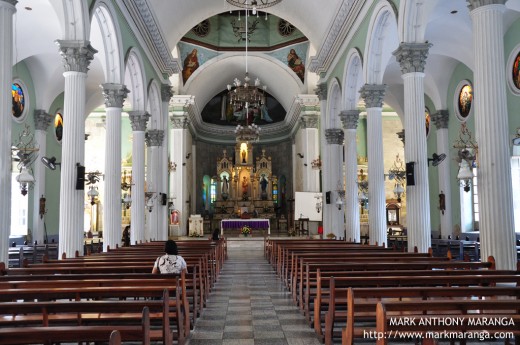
[235,123,261,142]
[226,2,268,113]
[226,0,282,13]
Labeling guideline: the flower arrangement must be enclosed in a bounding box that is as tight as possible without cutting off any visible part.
[241,225,251,236]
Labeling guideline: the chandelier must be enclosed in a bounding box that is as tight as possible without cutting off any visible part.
[226,0,282,13]
[12,124,39,196]
[226,1,268,114]
[387,154,406,202]
[235,123,261,142]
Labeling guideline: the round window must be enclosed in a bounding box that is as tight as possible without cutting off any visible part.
[12,82,26,120]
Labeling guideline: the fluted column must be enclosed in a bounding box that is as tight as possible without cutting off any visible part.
[340,110,360,242]
[0,0,17,264]
[325,128,344,239]
[101,84,129,251]
[315,83,328,231]
[393,42,432,253]
[359,84,387,246]
[145,129,164,241]
[56,40,97,259]
[128,111,150,244]
[467,0,515,270]
[160,85,173,240]
[32,110,52,245]
[431,110,453,239]
[300,114,320,192]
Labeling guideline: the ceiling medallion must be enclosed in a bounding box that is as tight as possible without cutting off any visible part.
[226,0,282,12]
[278,19,295,36]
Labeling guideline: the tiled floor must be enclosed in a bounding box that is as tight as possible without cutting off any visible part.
[186,239,321,345]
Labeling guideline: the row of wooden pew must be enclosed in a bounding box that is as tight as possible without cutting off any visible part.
[264,238,520,345]
[0,238,227,344]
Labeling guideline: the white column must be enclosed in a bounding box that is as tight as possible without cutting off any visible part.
[300,114,320,192]
[170,115,189,235]
[325,129,344,239]
[292,137,296,194]
[101,84,128,251]
[56,40,97,259]
[192,142,196,215]
[128,111,150,244]
[145,129,164,241]
[359,85,387,246]
[340,110,360,242]
[32,110,52,245]
[0,0,17,264]
[315,83,329,231]
[467,0,516,270]
[394,43,432,253]
[160,85,173,240]
[431,110,453,239]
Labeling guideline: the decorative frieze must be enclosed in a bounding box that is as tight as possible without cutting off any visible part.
[359,84,386,108]
[161,84,174,102]
[431,110,449,130]
[101,83,129,108]
[55,40,97,73]
[325,128,344,145]
[314,83,328,101]
[300,114,319,129]
[393,42,432,74]
[467,0,506,11]
[33,109,52,131]
[145,129,164,147]
[339,110,360,130]
[170,115,190,129]
[128,111,150,131]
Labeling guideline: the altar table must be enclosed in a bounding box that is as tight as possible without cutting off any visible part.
[220,219,270,236]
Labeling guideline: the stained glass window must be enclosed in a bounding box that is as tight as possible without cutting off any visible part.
[12,83,25,118]
[457,84,472,119]
[512,52,520,90]
[55,113,63,141]
[425,107,431,137]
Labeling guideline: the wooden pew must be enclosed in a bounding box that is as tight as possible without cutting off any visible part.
[374,299,520,345]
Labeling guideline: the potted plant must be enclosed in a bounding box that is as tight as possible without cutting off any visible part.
[241,225,251,237]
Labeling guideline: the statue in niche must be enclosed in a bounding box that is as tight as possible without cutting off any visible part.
[222,176,229,200]
[241,150,247,163]
[260,175,268,200]
[241,176,249,199]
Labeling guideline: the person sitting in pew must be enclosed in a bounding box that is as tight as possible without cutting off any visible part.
[152,240,187,274]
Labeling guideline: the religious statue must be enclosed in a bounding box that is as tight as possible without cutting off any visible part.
[241,176,249,199]
[222,176,229,200]
[260,175,268,200]
[241,150,247,163]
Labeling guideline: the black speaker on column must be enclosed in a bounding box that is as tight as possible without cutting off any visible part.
[76,163,86,190]
[406,162,415,186]
[325,191,331,204]
[161,193,167,206]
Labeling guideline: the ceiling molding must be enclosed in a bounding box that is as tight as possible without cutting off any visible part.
[309,0,364,75]
[179,36,309,52]
[119,0,180,76]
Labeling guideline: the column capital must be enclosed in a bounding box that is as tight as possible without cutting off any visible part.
[170,115,190,129]
[128,111,150,131]
[325,128,344,145]
[359,84,386,108]
[101,83,129,108]
[467,0,506,11]
[55,40,97,73]
[33,109,52,131]
[397,129,405,145]
[1,0,18,6]
[431,110,449,129]
[339,110,360,130]
[161,84,174,102]
[300,114,319,129]
[393,42,432,74]
[145,129,164,147]
[314,83,328,101]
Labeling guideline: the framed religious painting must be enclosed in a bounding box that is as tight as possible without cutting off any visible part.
[507,46,520,95]
[454,80,473,121]
[12,80,28,122]
[54,111,63,142]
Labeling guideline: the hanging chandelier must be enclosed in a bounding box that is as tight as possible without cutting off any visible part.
[235,123,261,143]
[226,0,282,13]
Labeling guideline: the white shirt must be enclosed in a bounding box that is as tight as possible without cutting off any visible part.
[153,254,187,274]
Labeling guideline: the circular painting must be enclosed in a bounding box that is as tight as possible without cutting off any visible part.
[55,113,63,142]
[12,83,25,118]
[457,84,473,119]
[513,51,520,90]
[425,107,431,137]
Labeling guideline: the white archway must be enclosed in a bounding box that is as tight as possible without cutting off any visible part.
[342,48,364,110]
[124,48,147,110]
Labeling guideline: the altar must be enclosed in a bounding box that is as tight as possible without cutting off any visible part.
[221,219,270,236]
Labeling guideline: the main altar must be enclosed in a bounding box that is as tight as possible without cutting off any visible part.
[212,126,278,229]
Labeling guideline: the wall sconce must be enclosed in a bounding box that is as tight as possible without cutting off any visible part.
[122,193,132,209]
[12,124,39,195]
[297,153,304,158]
[16,166,35,196]
[87,185,99,205]
[393,182,405,202]
[386,154,406,202]
[453,123,478,193]
[314,194,322,213]
[336,180,345,210]
[358,169,369,210]
[145,192,156,212]
[86,171,103,205]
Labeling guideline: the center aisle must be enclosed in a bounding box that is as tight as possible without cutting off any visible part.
[186,239,321,345]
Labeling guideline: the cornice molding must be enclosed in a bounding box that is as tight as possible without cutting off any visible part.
[309,0,364,75]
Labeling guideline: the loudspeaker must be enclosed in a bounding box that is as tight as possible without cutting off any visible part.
[406,162,415,186]
[161,193,167,206]
[325,191,331,204]
[76,164,86,190]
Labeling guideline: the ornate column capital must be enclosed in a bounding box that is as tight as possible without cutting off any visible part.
[170,115,190,129]
[55,40,97,73]
[359,84,386,108]
[339,110,360,130]
[128,111,150,131]
[300,114,319,129]
[431,110,449,130]
[314,83,328,101]
[393,42,432,74]
[161,84,174,102]
[325,128,344,145]
[397,129,405,145]
[467,0,506,11]
[101,83,129,108]
[33,109,52,131]
[145,129,164,147]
